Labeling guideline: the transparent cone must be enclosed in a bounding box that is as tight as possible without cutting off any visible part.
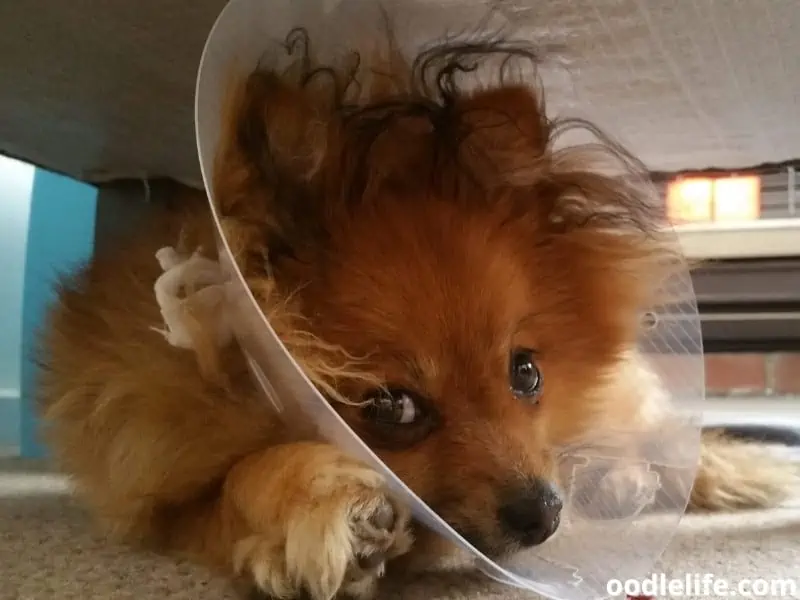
[194,1,705,598]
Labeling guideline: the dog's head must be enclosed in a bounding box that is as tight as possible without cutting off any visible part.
[212,31,676,561]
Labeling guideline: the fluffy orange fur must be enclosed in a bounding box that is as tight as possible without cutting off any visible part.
[36,31,796,600]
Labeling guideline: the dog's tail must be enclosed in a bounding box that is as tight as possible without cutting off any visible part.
[688,426,800,512]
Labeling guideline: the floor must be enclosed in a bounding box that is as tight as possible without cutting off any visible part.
[1,398,798,599]
[2,451,799,600]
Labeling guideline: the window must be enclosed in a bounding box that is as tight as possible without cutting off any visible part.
[667,175,761,224]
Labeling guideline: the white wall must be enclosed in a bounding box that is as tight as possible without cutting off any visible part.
[0,155,35,449]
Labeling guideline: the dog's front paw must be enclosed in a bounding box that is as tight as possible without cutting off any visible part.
[231,444,413,600]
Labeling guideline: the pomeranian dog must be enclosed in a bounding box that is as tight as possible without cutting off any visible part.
[36,30,796,600]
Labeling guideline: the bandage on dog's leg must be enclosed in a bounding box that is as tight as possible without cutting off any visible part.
[151,244,233,352]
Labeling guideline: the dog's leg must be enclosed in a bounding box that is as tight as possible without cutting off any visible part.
[167,442,412,600]
[572,428,798,519]
[688,429,798,511]
[581,352,798,516]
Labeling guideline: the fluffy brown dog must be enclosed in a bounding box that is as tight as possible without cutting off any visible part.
[36,32,796,600]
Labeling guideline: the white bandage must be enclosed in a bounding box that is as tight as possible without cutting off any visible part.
[151,246,233,350]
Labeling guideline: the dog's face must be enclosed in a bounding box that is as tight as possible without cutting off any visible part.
[214,37,667,561]
[294,195,646,558]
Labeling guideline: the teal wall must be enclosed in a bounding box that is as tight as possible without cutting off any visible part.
[19,168,97,457]
[0,156,36,451]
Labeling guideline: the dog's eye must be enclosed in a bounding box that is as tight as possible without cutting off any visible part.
[509,348,542,400]
[362,388,423,425]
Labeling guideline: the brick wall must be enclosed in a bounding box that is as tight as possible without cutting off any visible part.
[705,352,800,397]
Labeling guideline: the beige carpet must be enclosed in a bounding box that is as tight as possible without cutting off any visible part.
[2,457,799,600]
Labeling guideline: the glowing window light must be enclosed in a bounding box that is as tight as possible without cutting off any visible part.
[666,175,761,224]
[667,178,714,223]
[712,175,761,221]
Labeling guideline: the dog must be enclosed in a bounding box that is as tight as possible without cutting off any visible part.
[35,31,797,600]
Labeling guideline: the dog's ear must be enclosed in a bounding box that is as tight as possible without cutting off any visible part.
[212,69,335,272]
[455,85,550,186]
[536,156,681,335]
[457,84,679,324]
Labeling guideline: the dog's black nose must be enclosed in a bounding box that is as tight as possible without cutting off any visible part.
[498,479,562,546]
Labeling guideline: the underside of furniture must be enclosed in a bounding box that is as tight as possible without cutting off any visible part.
[2,1,800,350]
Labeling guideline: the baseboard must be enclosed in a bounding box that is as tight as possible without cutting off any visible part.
[0,388,20,451]
[703,396,800,429]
